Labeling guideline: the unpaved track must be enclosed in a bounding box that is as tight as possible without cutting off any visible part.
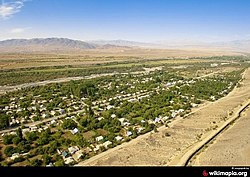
[191,106,250,166]
[171,100,250,166]
[75,68,250,166]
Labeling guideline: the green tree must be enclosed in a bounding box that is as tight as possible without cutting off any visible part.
[16,128,23,140]
[43,154,51,165]
[12,137,21,145]
[0,114,9,129]
[3,135,16,145]
[62,119,77,130]
[37,132,50,145]
[25,132,38,142]
[47,141,58,154]
[30,159,42,167]
[4,146,18,157]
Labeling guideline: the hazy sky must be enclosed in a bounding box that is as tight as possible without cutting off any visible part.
[0,0,250,43]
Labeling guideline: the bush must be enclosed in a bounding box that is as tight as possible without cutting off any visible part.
[4,146,19,157]
[3,135,16,145]
[12,137,22,145]
[61,119,77,130]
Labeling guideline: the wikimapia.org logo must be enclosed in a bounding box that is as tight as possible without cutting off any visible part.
[202,170,248,177]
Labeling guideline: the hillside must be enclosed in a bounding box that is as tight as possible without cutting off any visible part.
[0,38,98,52]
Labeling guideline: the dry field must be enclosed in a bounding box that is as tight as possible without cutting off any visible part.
[76,68,250,166]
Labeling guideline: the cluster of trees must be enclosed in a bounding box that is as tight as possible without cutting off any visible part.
[0,63,145,86]
[0,114,10,130]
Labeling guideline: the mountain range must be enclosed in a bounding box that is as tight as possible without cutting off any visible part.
[0,37,249,53]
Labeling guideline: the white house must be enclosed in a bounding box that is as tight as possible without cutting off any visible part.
[126,131,132,137]
[102,141,112,149]
[10,153,20,160]
[115,136,123,141]
[70,128,79,135]
[64,157,74,165]
[72,150,84,161]
[107,105,114,110]
[95,136,104,142]
[68,146,79,154]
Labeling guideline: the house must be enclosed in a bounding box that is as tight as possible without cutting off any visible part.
[126,131,132,137]
[10,153,20,160]
[95,136,103,142]
[162,116,169,121]
[30,126,37,132]
[64,157,74,165]
[83,147,92,154]
[21,128,29,135]
[43,126,49,130]
[128,98,137,102]
[59,109,65,114]
[50,110,56,116]
[137,127,144,133]
[68,146,79,155]
[93,145,100,152]
[42,113,48,119]
[171,112,177,118]
[115,136,123,141]
[191,103,198,107]
[210,96,216,101]
[70,128,79,135]
[118,118,125,126]
[46,162,54,167]
[97,117,104,121]
[102,141,112,149]
[154,117,161,123]
[123,122,130,126]
[51,120,56,125]
[62,151,68,158]
[57,149,62,155]
[72,150,84,161]
[211,63,218,67]
[107,105,114,110]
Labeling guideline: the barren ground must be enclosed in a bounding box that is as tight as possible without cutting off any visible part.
[0,48,239,70]
[191,106,250,166]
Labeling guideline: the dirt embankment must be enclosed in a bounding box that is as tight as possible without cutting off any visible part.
[191,106,250,166]
[76,68,250,166]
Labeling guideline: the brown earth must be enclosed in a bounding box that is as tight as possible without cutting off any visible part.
[0,48,240,70]
[191,106,250,166]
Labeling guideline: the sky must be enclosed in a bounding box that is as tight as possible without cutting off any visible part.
[0,0,250,43]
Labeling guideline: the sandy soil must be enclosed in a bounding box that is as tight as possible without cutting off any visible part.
[191,106,250,166]
[76,68,250,166]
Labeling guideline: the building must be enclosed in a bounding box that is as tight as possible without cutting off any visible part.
[115,136,123,141]
[70,128,79,135]
[68,146,79,155]
[102,141,112,149]
[95,136,104,142]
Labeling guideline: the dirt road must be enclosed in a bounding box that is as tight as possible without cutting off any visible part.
[191,106,250,166]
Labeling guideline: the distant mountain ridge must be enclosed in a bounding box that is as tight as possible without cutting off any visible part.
[0,37,249,53]
[0,38,97,50]
[0,38,139,52]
